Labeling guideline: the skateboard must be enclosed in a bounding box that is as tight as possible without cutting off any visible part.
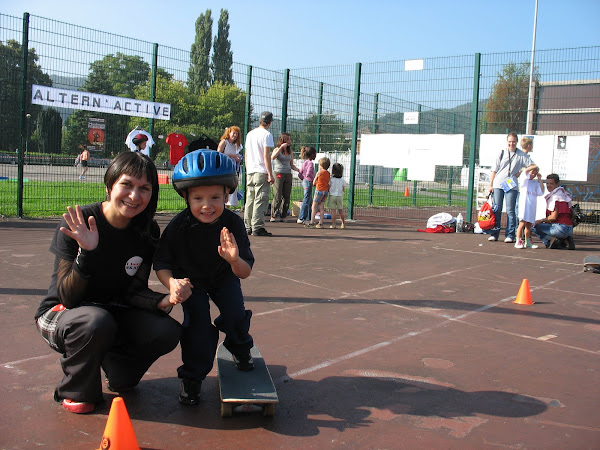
[584,255,600,273]
[216,343,278,417]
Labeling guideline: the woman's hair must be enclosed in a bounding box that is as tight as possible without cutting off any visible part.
[276,132,291,153]
[104,152,159,236]
[546,173,560,183]
[331,163,344,178]
[319,157,331,170]
[220,126,241,147]
[301,146,317,160]
[521,136,533,149]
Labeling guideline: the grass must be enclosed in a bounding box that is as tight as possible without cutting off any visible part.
[0,180,467,218]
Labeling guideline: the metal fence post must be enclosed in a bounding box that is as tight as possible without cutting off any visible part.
[369,93,379,205]
[148,43,159,157]
[466,53,481,222]
[281,69,289,133]
[316,82,323,151]
[17,12,30,218]
[348,62,361,220]
[242,65,252,199]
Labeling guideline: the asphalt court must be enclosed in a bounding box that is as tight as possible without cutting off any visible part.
[0,215,599,448]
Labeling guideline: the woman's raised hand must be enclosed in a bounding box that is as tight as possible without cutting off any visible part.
[60,205,99,251]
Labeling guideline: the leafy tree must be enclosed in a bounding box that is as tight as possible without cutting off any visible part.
[483,62,539,134]
[37,107,63,153]
[0,40,52,151]
[212,9,233,85]
[189,9,213,94]
[299,112,349,154]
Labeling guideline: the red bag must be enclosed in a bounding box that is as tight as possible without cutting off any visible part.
[477,197,496,230]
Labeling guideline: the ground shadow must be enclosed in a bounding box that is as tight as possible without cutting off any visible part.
[106,367,547,437]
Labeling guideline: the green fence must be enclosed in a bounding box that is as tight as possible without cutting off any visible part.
[1,13,599,235]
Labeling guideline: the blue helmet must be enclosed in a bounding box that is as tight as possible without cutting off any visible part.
[172,150,238,197]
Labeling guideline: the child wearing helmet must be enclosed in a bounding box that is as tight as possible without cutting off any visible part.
[153,150,255,406]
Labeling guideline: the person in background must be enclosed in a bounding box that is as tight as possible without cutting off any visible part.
[297,146,317,225]
[270,132,299,222]
[217,126,243,207]
[34,152,182,414]
[244,112,275,236]
[487,132,534,243]
[532,173,575,249]
[132,134,149,155]
[305,157,331,229]
[79,145,90,180]
[514,165,544,249]
[328,163,347,229]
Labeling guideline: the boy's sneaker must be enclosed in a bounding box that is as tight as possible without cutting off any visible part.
[232,353,254,371]
[504,237,514,243]
[514,239,525,249]
[488,235,498,241]
[297,219,304,224]
[254,228,272,237]
[62,399,95,414]
[179,379,202,405]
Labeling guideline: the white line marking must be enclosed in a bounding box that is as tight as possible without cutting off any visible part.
[254,304,310,316]
[1,353,55,374]
[433,246,581,266]
[255,270,347,295]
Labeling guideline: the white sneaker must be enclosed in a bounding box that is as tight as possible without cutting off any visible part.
[514,239,524,249]
[297,219,304,224]
[504,237,514,243]
[488,236,498,241]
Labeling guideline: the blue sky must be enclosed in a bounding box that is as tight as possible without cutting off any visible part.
[4,0,600,69]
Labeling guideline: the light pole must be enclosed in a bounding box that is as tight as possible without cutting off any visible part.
[526,0,539,135]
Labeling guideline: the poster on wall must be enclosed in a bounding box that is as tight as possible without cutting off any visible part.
[87,118,105,152]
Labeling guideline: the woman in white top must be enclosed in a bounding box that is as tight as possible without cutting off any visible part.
[217,126,243,206]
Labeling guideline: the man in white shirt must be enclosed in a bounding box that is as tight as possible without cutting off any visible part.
[244,111,275,236]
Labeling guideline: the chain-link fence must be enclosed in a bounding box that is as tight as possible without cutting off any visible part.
[1,13,599,235]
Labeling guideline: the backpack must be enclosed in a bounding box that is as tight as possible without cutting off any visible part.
[571,203,585,227]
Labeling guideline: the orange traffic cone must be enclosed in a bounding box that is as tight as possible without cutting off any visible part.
[97,397,140,450]
[404,186,410,197]
[513,279,534,305]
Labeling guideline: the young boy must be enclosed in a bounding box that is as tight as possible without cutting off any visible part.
[515,165,544,249]
[305,156,330,228]
[328,163,347,229]
[154,150,255,406]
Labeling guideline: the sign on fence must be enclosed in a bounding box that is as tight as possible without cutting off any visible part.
[31,85,171,120]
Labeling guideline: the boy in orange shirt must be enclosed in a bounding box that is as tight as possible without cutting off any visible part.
[305,157,330,229]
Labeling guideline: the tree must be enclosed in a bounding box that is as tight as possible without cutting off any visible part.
[37,107,63,153]
[299,112,348,154]
[189,9,213,94]
[483,62,538,134]
[212,9,233,85]
[0,40,52,151]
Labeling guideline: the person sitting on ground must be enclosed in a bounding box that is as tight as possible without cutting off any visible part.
[34,152,182,414]
[532,173,575,249]
[154,150,255,406]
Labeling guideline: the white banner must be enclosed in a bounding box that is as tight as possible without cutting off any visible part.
[31,84,171,120]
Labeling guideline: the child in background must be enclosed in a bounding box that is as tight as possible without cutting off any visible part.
[305,156,330,229]
[154,150,255,406]
[515,165,544,249]
[297,146,317,225]
[328,163,347,229]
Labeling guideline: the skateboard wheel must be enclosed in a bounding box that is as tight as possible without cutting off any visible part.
[221,403,233,418]
[263,403,276,417]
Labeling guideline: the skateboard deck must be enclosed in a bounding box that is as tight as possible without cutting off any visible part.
[216,343,278,417]
[584,255,600,273]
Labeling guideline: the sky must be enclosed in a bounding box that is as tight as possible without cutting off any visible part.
[3,0,600,70]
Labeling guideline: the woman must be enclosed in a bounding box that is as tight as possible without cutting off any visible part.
[34,152,183,414]
[270,132,299,221]
[217,126,243,207]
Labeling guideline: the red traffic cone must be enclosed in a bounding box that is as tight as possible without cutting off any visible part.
[514,279,534,305]
[404,186,410,197]
[97,397,140,450]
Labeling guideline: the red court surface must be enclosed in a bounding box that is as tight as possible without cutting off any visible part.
[1,215,599,449]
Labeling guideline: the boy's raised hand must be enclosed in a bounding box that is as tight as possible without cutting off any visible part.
[218,227,239,263]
